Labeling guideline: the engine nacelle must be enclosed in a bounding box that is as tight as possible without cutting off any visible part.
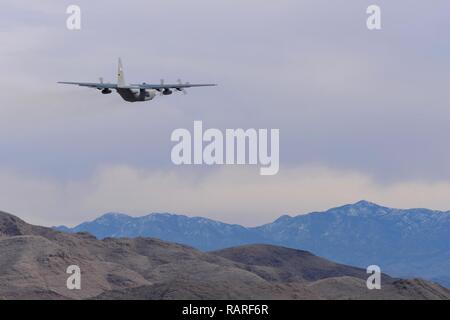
[162,89,173,96]
[101,88,112,94]
[143,89,157,101]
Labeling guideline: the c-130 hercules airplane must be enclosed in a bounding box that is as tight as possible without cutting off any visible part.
[58,58,217,102]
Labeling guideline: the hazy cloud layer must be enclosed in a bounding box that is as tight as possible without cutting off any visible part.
[1,1,450,225]
[2,165,450,227]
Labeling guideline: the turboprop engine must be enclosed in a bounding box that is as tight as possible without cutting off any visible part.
[139,88,157,101]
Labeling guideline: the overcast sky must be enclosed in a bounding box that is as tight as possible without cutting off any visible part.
[2,0,450,226]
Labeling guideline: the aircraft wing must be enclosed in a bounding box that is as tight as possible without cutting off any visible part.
[58,82,118,89]
[58,81,217,91]
[130,83,217,90]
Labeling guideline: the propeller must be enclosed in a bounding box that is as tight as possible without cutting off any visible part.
[97,77,104,90]
[159,79,165,96]
[177,79,188,95]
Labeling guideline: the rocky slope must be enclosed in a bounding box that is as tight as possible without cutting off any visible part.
[1,211,449,300]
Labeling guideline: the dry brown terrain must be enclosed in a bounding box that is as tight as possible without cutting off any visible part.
[0,211,449,300]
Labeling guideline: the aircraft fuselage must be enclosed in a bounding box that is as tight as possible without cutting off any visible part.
[116,88,158,102]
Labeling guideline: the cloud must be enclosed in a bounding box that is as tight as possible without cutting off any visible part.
[2,0,450,183]
[2,165,450,227]
[2,1,450,225]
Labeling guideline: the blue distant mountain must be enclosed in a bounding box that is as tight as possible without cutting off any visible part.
[54,201,450,288]
[56,212,263,250]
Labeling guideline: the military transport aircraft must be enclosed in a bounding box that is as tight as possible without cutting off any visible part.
[58,58,217,102]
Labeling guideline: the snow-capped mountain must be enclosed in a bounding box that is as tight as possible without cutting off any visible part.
[55,201,450,288]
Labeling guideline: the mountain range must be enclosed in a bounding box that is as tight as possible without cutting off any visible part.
[1,210,449,300]
[55,201,450,289]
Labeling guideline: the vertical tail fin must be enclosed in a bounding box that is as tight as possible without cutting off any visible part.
[117,58,126,87]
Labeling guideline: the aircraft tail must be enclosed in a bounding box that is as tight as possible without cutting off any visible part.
[117,58,126,87]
